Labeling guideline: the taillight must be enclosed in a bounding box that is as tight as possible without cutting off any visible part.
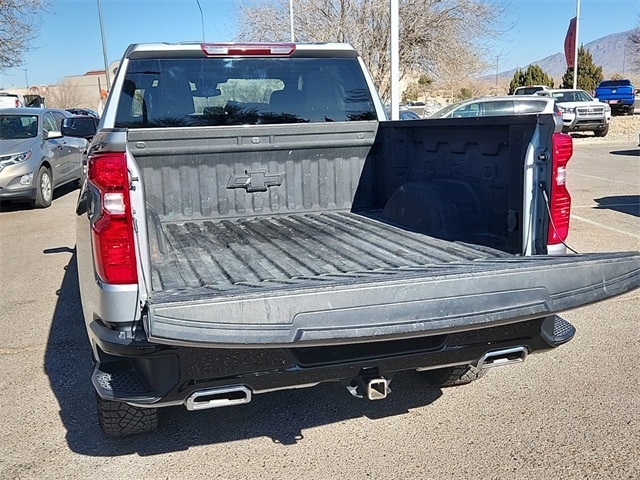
[547,132,573,245]
[87,152,138,284]
[201,43,295,56]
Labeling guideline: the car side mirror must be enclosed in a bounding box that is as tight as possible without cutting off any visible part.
[62,116,98,140]
[44,130,63,140]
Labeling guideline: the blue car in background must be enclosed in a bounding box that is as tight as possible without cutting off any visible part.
[594,79,636,116]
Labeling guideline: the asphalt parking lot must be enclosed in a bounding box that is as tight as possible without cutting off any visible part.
[0,140,638,480]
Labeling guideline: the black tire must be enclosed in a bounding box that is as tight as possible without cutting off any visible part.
[628,107,635,116]
[593,125,609,138]
[96,394,159,437]
[420,364,486,387]
[34,166,53,208]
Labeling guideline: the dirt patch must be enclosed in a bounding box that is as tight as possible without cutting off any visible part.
[571,114,640,145]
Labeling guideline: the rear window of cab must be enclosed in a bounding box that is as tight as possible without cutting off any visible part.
[115,57,377,128]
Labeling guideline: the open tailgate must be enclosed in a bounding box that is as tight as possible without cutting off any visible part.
[145,252,640,346]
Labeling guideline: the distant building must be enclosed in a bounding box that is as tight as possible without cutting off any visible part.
[4,61,120,112]
[56,61,120,112]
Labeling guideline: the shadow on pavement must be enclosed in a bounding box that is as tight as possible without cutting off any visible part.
[609,149,639,156]
[594,195,640,217]
[45,251,444,457]
[0,183,78,213]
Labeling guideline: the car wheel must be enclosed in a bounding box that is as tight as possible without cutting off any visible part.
[594,125,609,137]
[629,107,635,116]
[34,166,53,208]
[96,393,159,437]
[419,364,486,387]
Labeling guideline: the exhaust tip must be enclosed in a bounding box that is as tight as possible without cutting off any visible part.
[477,346,528,370]
[185,385,252,411]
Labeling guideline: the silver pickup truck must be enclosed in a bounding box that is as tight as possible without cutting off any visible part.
[63,42,640,437]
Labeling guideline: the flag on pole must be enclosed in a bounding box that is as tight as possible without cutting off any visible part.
[564,17,577,68]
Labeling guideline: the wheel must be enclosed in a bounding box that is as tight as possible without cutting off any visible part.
[628,107,635,116]
[96,394,159,437]
[593,125,609,137]
[420,364,486,387]
[34,166,53,208]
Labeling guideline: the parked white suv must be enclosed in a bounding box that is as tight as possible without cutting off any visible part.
[536,89,611,137]
[0,92,26,108]
[513,85,551,95]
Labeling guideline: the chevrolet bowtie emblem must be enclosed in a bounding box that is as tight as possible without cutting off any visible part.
[227,169,286,192]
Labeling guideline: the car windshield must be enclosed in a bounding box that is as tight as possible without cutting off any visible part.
[429,101,466,118]
[552,91,593,103]
[0,115,38,140]
[599,80,630,88]
[515,87,545,95]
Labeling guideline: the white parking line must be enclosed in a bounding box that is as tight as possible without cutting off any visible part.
[571,172,639,187]
[572,203,639,209]
[571,214,640,239]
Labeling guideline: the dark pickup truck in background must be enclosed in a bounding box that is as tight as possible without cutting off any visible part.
[64,42,640,437]
[594,79,636,115]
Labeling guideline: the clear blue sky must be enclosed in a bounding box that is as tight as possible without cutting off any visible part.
[1,0,639,89]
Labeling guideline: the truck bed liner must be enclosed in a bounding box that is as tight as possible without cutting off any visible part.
[150,210,510,295]
[146,211,640,347]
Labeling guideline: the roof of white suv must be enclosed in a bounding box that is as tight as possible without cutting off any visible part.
[535,89,597,104]
[513,85,551,95]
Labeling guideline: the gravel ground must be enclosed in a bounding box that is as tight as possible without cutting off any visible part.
[571,113,640,145]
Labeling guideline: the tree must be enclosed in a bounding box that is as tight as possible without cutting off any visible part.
[45,80,89,109]
[402,81,420,103]
[235,0,511,101]
[628,15,640,72]
[561,45,603,91]
[417,74,432,100]
[507,64,554,94]
[0,1,49,72]
[457,87,473,100]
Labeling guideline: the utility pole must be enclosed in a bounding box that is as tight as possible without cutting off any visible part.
[572,0,580,90]
[23,69,29,89]
[196,0,205,42]
[289,0,295,42]
[97,0,111,91]
[390,0,399,120]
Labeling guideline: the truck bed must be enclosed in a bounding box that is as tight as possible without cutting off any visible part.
[150,210,510,295]
[129,119,639,347]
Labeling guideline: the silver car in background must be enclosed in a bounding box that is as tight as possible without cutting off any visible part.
[0,108,86,208]
[429,96,558,118]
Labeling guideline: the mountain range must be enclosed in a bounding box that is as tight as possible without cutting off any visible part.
[496,30,637,84]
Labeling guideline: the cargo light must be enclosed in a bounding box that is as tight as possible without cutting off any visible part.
[201,43,296,57]
[547,132,573,246]
[87,152,137,284]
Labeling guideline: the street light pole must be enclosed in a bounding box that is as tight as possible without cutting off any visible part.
[572,0,580,90]
[97,0,111,91]
[196,0,205,42]
[23,69,29,89]
[289,0,295,42]
[390,0,399,120]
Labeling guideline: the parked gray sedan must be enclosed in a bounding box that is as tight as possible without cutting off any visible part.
[0,108,86,207]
